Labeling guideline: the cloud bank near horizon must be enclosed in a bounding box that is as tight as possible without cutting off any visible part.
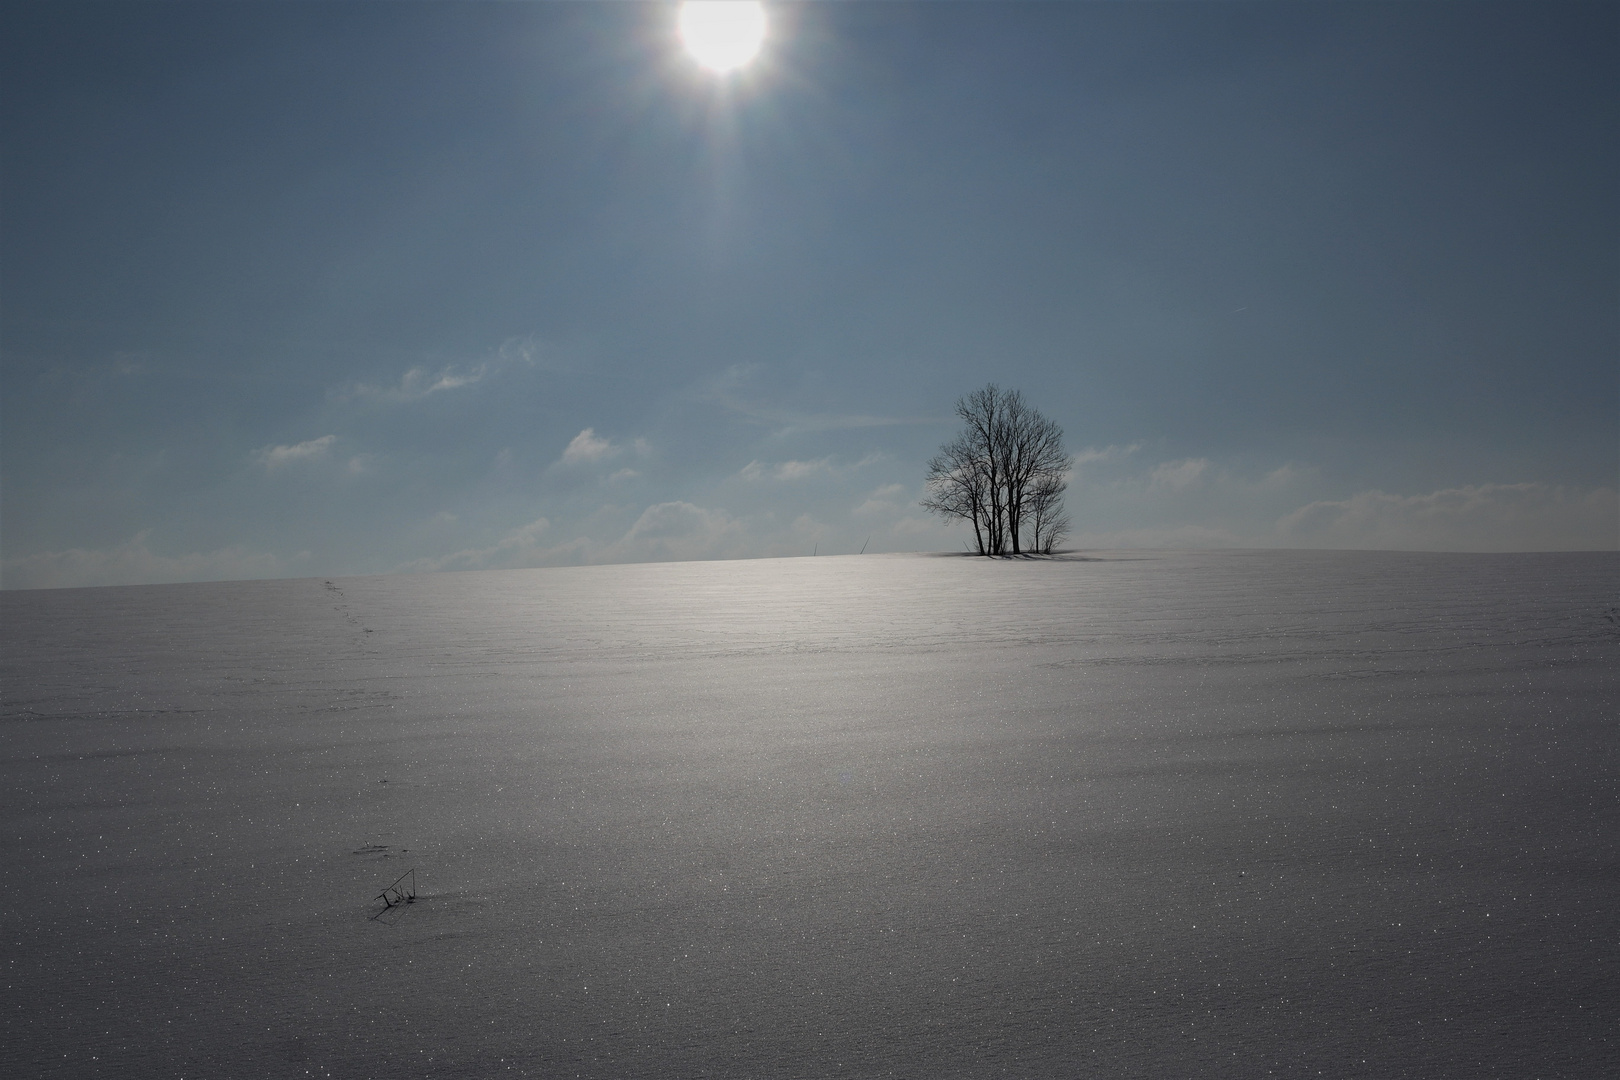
[6,449,1611,589]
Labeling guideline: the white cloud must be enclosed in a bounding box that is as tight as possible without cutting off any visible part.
[337,336,541,405]
[256,435,336,471]
[791,513,826,539]
[738,455,880,483]
[347,363,488,403]
[854,483,909,517]
[1072,443,1142,470]
[1,532,304,590]
[1276,483,1619,552]
[776,459,831,481]
[1149,458,1210,491]
[608,468,641,483]
[561,428,615,465]
[605,501,747,563]
[739,457,833,482]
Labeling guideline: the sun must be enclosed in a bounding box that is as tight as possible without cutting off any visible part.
[679,1,767,73]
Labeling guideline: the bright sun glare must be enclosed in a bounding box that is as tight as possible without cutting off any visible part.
[679,1,767,73]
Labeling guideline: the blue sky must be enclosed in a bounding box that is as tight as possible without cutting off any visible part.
[2,0,1614,588]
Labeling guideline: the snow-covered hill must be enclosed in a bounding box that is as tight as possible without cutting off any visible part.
[4,550,1616,1077]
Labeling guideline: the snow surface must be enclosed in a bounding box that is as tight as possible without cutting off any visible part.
[3,549,1617,1077]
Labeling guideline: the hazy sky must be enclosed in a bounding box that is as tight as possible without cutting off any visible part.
[2,0,1614,588]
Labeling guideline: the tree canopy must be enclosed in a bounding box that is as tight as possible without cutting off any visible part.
[922,384,1071,555]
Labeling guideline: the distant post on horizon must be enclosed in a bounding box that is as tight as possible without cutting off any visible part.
[921,384,1071,556]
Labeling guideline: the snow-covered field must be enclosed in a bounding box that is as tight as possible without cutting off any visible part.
[3,550,1616,1077]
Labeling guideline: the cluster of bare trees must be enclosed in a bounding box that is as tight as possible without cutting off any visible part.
[921,384,1071,555]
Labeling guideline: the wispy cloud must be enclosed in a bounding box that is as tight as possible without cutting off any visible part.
[737,453,883,483]
[1260,464,1305,489]
[1059,448,1305,525]
[854,482,910,517]
[1277,482,1619,552]
[604,501,747,563]
[1149,458,1210,491]
[1073,443,1142,468]
[345,363,490,404]
[739,457,832,482]
[1066,443,1144,485]
[335,337,542,405]
[256,435,336,471]
[393,517,586,574]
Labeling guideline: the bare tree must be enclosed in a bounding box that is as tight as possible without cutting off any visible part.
[953,384,1008,554]
[920,434,992,554]
[922,384,1071,555]
[998,397,1068,554]
[1026,471,1070,554]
